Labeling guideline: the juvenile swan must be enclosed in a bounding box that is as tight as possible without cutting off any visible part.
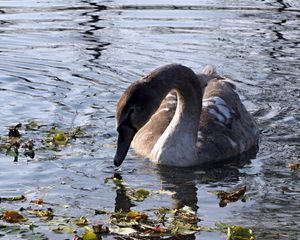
[114,64,259,167]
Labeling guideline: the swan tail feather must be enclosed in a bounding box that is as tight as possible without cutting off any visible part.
[201,65,217,75]
[222,78,236,89]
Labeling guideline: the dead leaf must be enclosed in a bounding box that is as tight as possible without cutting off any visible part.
[2,210,28,223]
[288,163,299,171]
[213,186,247,207]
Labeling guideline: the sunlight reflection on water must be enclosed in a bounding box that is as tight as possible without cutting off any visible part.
[0,0,299,239]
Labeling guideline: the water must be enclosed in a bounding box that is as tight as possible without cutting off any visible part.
[0,0,299,239]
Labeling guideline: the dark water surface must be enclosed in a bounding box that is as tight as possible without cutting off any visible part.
[0,0,299,239]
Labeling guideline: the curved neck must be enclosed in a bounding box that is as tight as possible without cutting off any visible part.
[147,64,203,166]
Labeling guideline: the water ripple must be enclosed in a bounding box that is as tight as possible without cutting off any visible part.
[0,0,299,239]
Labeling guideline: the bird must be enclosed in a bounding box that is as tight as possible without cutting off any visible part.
[113,64,259,167]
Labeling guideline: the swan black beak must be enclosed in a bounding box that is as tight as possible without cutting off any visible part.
[114,124,137,167]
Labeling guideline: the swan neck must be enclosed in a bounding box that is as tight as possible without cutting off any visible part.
[150,65,203,166]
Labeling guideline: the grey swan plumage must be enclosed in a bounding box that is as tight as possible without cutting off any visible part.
[114,64,259,167]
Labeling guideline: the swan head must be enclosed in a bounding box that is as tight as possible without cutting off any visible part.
[114,80,162,166]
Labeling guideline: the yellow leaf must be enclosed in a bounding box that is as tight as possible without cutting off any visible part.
[127,211,148,222]
[53,133,68,145]
[82,229,97,240]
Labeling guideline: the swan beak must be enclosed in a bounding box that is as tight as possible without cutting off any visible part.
[114,124,136,167]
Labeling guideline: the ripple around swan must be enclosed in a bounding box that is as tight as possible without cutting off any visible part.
[0,0,299,239]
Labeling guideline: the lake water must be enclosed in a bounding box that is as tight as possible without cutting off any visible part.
[0,0,299,239]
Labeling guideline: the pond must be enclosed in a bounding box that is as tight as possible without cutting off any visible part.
[0,0,299,239]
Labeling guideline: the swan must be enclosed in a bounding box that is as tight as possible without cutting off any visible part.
[113,64,259,167]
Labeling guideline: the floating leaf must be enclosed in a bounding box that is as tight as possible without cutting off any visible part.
[27,208,54,219]
[53,133,68,145]
[23,140,35,159]
[174,206,198,224]
[104,175,126,191]
[69,127,84,139]
[74,216,89,227]
[30,198,44,205]
[156,207,172,215]
[143,225,168,235]
[94,209,107,215]
[27,222,38,231]
[171,222,202,236]
[109,226,137,236]
[92,224,110,234]
[25,120,39,130]
[126,189,150,202]
[104,176,123,185]
[126,211,148,222]
[2,210,28,223]
[288,163,299,171]
[82,228,97,240]
[215,221,231,231]
[153,189,175,196]
[212,186,247,207]
[52,225,75,234]
[227,225,255,240]
[0,195,26,202]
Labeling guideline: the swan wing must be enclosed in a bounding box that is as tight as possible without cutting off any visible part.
[198,78,259,161]
[132,90,177,156]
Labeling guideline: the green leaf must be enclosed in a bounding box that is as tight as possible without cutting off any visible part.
[52,225,75,234]
[126,211,148,222]
[215,221,231,231]
[0,195,26,202]
[53,133,68,145]
[74,216,89,227]
[82,228,97,240]
[156,207,172,215]
[126,188,150,202]
[94,209,107,215]
[25,120,40,130]
[27,208,54,219]
[227,225,255,240]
